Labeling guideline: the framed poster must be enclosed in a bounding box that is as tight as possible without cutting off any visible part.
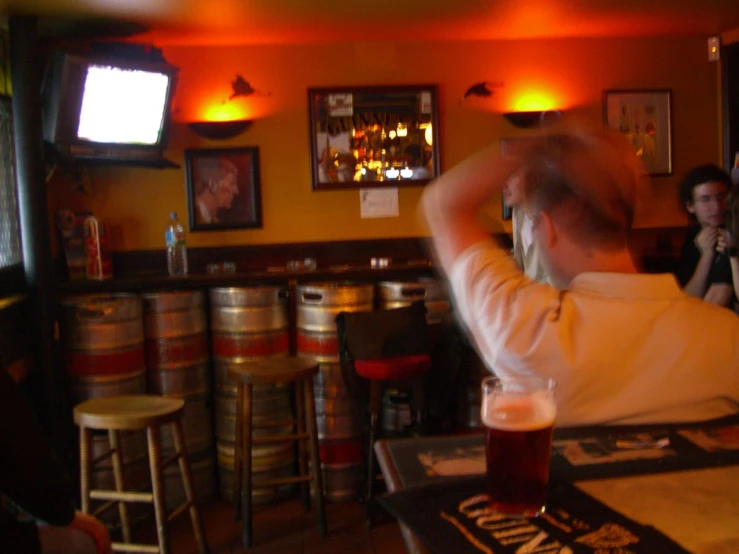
[603,89,672,176]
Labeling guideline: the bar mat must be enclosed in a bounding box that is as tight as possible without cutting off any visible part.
[384,415,739,488]
[378,476,690,554]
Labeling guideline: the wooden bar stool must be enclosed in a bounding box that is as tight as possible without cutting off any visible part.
[73,395,209,554]
[229,356,326,548]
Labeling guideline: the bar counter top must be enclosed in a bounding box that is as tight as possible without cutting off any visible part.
[57,261,437,294]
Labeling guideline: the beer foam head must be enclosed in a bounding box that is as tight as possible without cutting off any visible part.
[481,391,556,431]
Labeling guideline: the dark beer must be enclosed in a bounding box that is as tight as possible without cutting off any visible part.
[485,421,554,517]
[481,377,556,517]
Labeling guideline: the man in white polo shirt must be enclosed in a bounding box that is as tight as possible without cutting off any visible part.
[420,129,739,427]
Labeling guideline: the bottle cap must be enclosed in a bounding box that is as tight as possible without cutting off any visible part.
[170,211,177,219]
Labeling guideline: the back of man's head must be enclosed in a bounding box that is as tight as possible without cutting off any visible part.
[521,130,642,251]
[678,164,732,209]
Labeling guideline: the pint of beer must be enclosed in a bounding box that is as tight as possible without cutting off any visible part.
[481,375,556,517]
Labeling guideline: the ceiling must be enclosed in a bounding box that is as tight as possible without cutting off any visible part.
[3,0,739,46]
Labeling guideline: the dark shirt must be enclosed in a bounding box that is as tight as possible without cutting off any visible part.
[0,369,76,553]
[676,226,733,295]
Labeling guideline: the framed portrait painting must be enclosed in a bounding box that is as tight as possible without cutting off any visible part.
[185,146,263,231]
[603,89,672,176]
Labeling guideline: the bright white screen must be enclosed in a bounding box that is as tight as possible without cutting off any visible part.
[77,65,170,145]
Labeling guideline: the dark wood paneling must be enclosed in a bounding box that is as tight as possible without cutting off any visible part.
[55,228,686,294]
[110,237,433,277]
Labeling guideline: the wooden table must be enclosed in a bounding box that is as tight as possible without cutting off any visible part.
[375,418,739,554]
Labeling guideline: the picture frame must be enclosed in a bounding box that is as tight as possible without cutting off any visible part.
[185,146,263,231]
[603,89,672,176]
[307,85,441,190]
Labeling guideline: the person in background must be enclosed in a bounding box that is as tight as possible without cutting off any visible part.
[676,164,734,308]
[0,356,111,554]
[194,157,239,224]
[504,169,550,283]
[717,183,739,311]
[420,129,739,427]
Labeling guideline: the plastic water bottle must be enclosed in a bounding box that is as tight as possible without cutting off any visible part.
[165,212,188,277]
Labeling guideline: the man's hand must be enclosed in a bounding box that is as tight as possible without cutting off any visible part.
[716,228,735,253]
[695,227,719,256]
[704,283,733,307]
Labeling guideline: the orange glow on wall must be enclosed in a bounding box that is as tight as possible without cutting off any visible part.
[201,101,253,121]
[511,91,558,112]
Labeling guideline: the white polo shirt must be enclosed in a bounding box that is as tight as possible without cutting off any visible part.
[450,240,739,427]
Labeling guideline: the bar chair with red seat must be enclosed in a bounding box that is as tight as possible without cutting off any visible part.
[335,300,431,524]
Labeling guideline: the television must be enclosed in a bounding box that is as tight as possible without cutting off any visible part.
[42,47,179,166]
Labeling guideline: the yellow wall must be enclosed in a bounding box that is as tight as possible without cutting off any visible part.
[46,36,720,252]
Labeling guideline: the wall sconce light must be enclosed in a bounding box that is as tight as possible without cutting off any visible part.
[503,110,563,129]
[188,119,253,140]
[187,74,270,140]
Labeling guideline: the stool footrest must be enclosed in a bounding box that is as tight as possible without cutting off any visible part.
[253,433,308,444]
[256,474,313,487]
[90,489,154,503]
[91,449,115,466]
[253,418,296,429]
[161,452,181,470]
[92,499,123,519]
[111,541,160,553]
[167,500,193,522]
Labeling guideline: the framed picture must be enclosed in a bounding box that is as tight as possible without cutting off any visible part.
[603,89,672,176]
[307,85,441,190]
[185,147,263,231]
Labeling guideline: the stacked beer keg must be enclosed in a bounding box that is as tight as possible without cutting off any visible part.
[60,294,147,404]
[209,286,295,505]
[59,293,149,525]
[295,282,373,502]
[141,290,216,509]
[376,278,451,325]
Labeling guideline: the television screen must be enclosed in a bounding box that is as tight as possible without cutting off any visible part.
[42,49,179,164]
[77,64,172,146]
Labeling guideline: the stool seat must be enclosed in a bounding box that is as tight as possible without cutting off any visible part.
[228,355,319,384]
[354,354,431,380]
[74,395,185,430]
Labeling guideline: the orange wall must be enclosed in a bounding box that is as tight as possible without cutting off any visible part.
[46,36,720,252]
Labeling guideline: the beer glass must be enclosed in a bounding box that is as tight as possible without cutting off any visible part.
[481,375,556,517]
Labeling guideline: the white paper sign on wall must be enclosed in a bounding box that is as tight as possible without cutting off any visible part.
[360,188,399,219]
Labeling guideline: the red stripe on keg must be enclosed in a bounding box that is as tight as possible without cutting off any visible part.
[296,333,338,356]
[145,334,208,368]
[65,346,146,378]
[212,332,289,358]
[319,439,362,464]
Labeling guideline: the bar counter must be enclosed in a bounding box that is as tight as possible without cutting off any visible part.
[58,261,437,294]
